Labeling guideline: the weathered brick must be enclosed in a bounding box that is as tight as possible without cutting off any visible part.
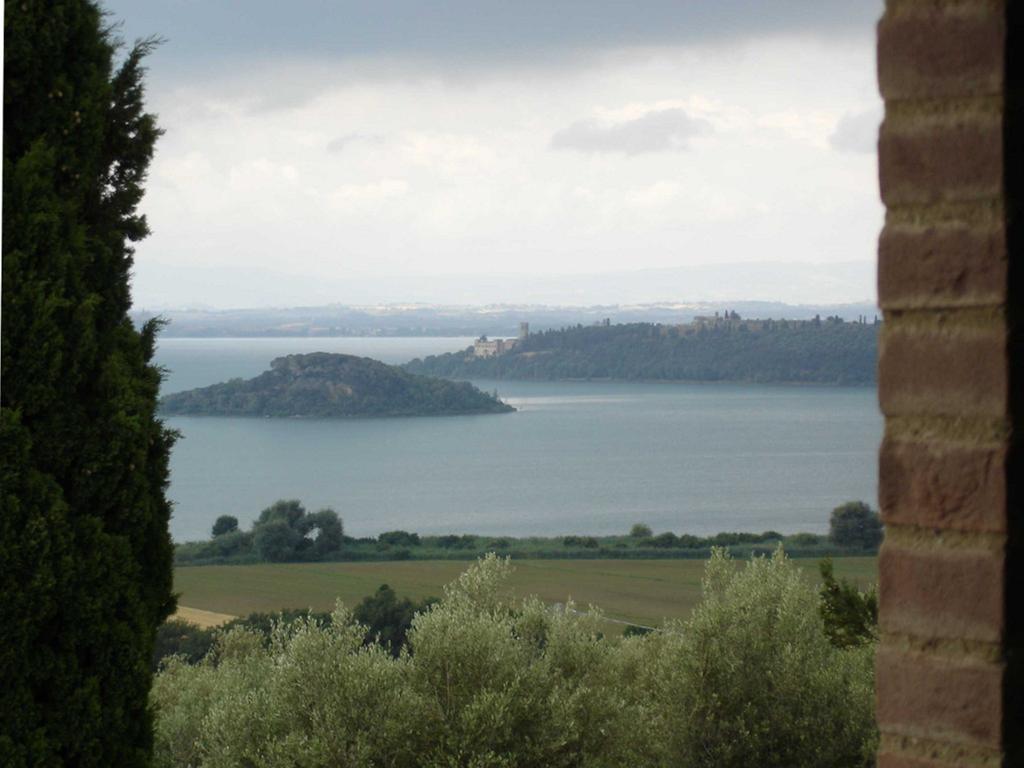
[877,647,1004,747]
[879,542,1005,642]
[878,9,1005,100]
[879,438,1008,533]
[878,322,1009,417]
[879,116,1002,205]
[878,223,1008,309]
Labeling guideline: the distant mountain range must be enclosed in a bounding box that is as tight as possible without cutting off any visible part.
[131,260,875,313]
[134,299,879,339]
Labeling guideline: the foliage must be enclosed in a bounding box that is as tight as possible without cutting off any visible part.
[406,320,878,385]
[352,585,438,657]
[211,515,239,537]
[819,558,878,648]
[647,548,877,767]
[629,523,653,538]
[829,501,883,549]
[378,530,421,547]
[154,621,218,671]
[160,352,515,418]
[1,4,174,764]
[176,517,859,566]
[153,610,334,672]
[153,553,877,767]
[562,535,600,548]
[252,500,344,562]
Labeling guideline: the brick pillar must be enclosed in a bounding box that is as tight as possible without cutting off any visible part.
[875,1,1021,766]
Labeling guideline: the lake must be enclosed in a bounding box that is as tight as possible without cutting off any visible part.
[155,337,883,542]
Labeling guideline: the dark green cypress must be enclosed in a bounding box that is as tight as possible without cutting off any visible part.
[2,2,175,764]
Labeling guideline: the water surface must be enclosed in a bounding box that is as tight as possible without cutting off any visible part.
[155,338,882,541]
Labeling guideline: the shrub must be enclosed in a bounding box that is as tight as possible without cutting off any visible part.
[378,530,421,547]
[562,535,600,548]
[152,554,877,767]
[786,532,823,547]
[253,519,300,562]
[153,621,216,672]
[819,558,878,648]
[648,548,877,767]
[646,532,680,548]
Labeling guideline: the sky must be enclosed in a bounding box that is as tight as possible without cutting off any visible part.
[106,1,886,309]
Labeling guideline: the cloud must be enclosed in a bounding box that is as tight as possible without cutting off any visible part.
[550,108,711,155]
[829,108,881,154]
[108,1,882,80]
[326,133,387,153]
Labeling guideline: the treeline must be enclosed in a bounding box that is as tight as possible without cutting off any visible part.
[176,500,882,566]
[405,318,878,384]
[152,551,878,767]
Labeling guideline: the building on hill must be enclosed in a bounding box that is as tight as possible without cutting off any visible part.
[473,336,517,357]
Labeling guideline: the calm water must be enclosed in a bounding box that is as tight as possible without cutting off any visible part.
[155,338,883,542]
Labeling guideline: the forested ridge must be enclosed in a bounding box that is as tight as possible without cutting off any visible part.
[160,352,514,418]
[405,318,878,385]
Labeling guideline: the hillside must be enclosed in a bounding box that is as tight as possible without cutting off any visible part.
[160,353,515,417]
[405,318,878,385]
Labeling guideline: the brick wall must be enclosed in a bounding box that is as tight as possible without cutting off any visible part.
[875,1,1021,766]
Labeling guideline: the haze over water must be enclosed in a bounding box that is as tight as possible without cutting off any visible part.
[156,337,882,542]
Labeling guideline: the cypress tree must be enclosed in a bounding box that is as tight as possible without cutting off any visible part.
[2,3,175,764]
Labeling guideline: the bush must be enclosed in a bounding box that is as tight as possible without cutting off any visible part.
[152,621,216,672]
[562,535,600,548]
[211,515,239,537]
[153,554,877,767]
[253,519,300,562]
[646,532,680,548]
[352,585,438,656]
[786,532,823,547]
[829,501,883,550]
[648,548,877,767]
[378,530,421,547]
[630,523,653,538]
[248,500,344,562]
[819,558,878,648]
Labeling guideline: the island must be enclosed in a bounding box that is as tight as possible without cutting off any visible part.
[405,315,879,385]
[159,353,515,418]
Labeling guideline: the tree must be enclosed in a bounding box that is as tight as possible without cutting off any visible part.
[250,500,344,561]
[630,523,653,538]
[829,501,883,549]
[253,519,300,562]
[353,584,437,656]
[1,4,173,764]
[299,509,343,557]
[211,515,239,537]
[818,558,878,648]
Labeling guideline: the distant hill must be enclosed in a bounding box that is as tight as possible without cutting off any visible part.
[405,318,878,385]
[131,299,879,338]
[160,353,515,418]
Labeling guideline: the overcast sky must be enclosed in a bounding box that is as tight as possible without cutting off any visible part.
[107,1,885,309]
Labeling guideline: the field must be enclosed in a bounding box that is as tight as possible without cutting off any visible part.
[175,556,877,628]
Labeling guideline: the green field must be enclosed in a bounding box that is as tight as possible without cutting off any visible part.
[175,556,877,628]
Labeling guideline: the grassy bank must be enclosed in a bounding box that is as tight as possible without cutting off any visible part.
[174,556,877,628]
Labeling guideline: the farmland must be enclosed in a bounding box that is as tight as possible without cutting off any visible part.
[174,555,877,628]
